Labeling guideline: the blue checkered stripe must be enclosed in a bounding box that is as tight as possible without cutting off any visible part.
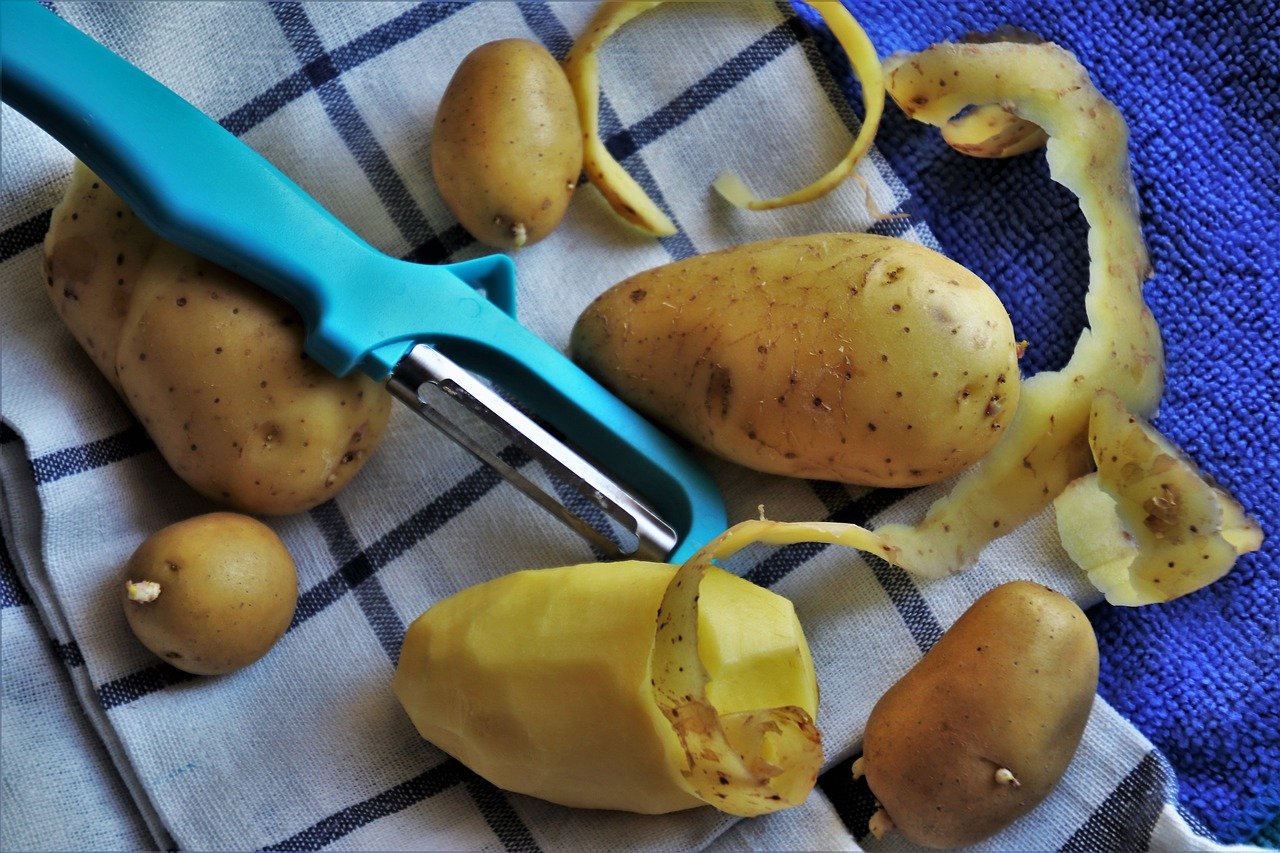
[0,1,1186,849]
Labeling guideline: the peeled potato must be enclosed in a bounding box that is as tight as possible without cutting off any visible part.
[393,559,818,814]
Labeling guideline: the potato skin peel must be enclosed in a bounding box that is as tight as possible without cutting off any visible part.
[1054,391,1264,604]
[711,1,885,212]
[860,581,1098,848]
[571,233,1020,488]
[940,103,1048,159]
[652,520,826,816]
[564,1,885,233]
[563,1,674,236]
[44,163,390,514]
[872,40,1164,577]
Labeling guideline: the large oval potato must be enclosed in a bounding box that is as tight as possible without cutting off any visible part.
[570,234,1021,487]
[858,581,1098,848]
[44,163,390,514]
[393,561,818,814]
[114,242,388,514]
[432,39,583,249]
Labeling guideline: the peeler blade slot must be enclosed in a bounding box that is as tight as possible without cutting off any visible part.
[386,344,677,562]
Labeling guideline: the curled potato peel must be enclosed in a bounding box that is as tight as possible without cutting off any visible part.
[651,520,865,815]
[867,39,1164,577]
[858,38,1258,596]
[712,2,884,211]
[563,1,884,235]
[940,104,1048,159]
[1053,391,1263,604]
[563,1,673,235]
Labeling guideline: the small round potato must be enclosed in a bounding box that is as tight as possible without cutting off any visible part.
[121,513,299,675]
[431,39,583,249]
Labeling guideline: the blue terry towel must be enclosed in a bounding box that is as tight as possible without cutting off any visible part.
[798,0,1279,843]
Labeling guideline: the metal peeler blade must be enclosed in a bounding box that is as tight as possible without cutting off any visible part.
[387,344,676,561]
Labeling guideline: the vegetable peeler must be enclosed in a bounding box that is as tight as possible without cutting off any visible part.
[0,1,727,562]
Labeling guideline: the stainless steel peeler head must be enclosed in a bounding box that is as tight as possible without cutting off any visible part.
[387,344,677,562]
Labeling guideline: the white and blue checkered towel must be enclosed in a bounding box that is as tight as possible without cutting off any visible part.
[2,2,1275,851]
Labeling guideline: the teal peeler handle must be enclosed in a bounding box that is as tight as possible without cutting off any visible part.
[0,1,727,561]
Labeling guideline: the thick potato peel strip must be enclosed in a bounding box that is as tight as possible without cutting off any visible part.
[1053,391,1263,604]
[564,1,675,236]
[563,1,884,235]
[940,104,1047,158]
[652,518,894,816]
[868,39,1164,577]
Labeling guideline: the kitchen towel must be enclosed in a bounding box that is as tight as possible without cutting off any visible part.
[1,1,1275,851]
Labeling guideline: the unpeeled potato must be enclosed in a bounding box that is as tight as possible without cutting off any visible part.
[44,163,390,515]
[571,233,1021,487]
[122,512,298,675]
[431,39,583,249]
[856,581,1098,847]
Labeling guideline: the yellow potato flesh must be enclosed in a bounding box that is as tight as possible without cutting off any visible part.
[651,520,826,816]
[393,561,817,814]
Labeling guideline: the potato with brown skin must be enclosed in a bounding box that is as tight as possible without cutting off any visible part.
[115,241,387,514]
[570,233,1021,487]
[121,513,298,675]
[432,39,583,249]
[856,581,1098,848]
[42,166,156,392]
[44,163,391,515]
